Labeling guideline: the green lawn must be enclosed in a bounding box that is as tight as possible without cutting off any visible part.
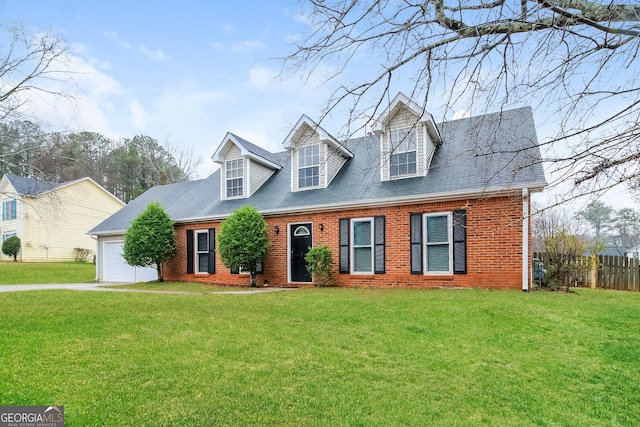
[1,288,639,426]
[0,261,95,284]
[106,281,256,292]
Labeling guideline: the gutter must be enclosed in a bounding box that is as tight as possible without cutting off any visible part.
[89,182,547,236]
[522,188,529,292]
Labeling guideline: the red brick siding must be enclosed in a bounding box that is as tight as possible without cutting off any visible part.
[162,195,528,290]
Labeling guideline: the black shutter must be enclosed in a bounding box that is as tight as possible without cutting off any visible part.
[453,210,467,274]
[256,260,264,274]
[374,216,385,274]
[410,213,423,274]
[186,230,194,274]
[339,218,350,273]
[207,228,216,274]
[231,266,239,274]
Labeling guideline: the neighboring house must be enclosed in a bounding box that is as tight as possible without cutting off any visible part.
[0,173,125,262]
[584,246,630,258]
[626,245,640,260]
[90,93,547,289]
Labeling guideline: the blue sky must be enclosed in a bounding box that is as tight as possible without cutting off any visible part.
[1,0,335,177]
[1,1,636,211]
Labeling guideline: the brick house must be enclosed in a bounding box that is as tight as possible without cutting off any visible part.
[90,93,546,289]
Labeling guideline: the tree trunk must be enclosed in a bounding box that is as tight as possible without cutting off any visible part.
[250,271,257,287]
[157,263,164,282]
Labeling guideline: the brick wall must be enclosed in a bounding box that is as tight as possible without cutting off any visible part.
[163,194,528,290]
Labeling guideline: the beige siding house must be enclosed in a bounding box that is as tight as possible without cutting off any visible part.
[1,174,125,261]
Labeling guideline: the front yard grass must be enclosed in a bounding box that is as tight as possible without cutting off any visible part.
[0,261,94,284]
[106,281,257,292]
[1,288,639,426]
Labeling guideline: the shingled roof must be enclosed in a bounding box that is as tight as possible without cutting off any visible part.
[2,173,71,196]
[90,106,546,236]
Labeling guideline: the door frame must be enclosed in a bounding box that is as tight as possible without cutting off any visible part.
[287,222,314,283]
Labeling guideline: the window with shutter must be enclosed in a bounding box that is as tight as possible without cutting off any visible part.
[195,230,209,274]
[425,213,452,274]
[410,211,466,275]
[351,218,374,274]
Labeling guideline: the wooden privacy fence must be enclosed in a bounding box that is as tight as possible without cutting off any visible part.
[533,252,640,292]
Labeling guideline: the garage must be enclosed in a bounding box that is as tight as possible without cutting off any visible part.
[102,240,157,282]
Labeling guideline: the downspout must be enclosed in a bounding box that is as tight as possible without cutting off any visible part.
[90,235,99,282]
[522,188,529,292]
[20,196,25,262]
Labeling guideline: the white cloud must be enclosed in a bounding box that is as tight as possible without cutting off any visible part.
[220,24,235,34]
[103,30,169,61]
[229,40,266,53]
[452,110,471,120]
[210,40,267,53]
[129,99,147,128]
[248,67,276,91]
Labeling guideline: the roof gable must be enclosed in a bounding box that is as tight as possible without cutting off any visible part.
[212,132,282,170]
[283,115,353,158]
[372,92,442,143]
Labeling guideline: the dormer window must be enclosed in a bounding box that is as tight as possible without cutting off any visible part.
[389,128,417,177]
[226,159,244,197]
[298,144,320,188]
[373,93,442,182]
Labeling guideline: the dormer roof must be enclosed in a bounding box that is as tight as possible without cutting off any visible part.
[283,115,354,158]
[372,92,442,144]
[212,132,282,170]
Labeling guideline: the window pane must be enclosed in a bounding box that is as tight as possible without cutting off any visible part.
[353,221,371,246]
[299,166,319,188]
[198,253,208,273]
[227,178,243,197]
[427,245,449,272]
[390,149,416,177]
[427,216,448,243]
[354,247,372,272]
[391,128,416,152]
[197,233,208,252]
[298,145,320,188]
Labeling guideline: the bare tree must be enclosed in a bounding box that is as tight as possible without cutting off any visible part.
[0,25,69,121]
[284,1,640,201]
[0,25,70,175]
[532,203,585,253]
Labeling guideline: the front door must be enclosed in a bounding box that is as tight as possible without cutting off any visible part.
[290,223,312,282]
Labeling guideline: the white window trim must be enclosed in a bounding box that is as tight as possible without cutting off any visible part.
[225,158,244,199]
[350,216,374,274]
[389,127,418,179]
[195,230,209,274]
[2,198,17,221]
[2,232,17,242]
[423,212,453,275]
[297,144,321,189]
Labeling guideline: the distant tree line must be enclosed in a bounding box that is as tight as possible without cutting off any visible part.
[0,120,200,203]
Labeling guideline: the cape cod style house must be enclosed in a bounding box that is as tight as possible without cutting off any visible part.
[90,93,546,289]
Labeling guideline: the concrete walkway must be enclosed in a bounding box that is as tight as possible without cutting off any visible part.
[0,283,298,295]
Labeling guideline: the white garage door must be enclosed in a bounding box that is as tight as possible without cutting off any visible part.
[103,241,157,282]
